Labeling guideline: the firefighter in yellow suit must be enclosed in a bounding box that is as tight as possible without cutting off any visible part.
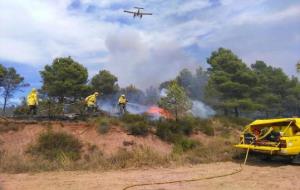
[27,88,38,115]
[85,92,99,113]
[118,94,128,114]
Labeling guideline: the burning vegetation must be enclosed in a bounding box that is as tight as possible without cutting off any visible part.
[147,106,174,119]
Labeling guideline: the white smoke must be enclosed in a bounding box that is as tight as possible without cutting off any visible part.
[160,89,215,119]
[99,101,149,115]
[160,88,168,97]
[100,101,119,115]
[190,100,215,118]
[126,102,149,115]
[102,30,198,89]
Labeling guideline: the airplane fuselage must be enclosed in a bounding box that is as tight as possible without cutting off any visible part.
[124,7,151,19]
[133,9,143,18]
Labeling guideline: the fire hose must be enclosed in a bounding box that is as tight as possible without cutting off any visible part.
[122,148,251,190]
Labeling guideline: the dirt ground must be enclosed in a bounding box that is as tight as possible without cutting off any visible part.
[1,161,299,190]
[0,121,172,156]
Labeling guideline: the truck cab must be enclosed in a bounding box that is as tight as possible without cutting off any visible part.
[235,118,300,159]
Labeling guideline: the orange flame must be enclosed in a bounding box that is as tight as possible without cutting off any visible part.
[147,106,174,119]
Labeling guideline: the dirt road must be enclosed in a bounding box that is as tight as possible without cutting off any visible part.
[1,161,299,190]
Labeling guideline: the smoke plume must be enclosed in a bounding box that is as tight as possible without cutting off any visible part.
[190,100,215,118]
[102,29,198,89]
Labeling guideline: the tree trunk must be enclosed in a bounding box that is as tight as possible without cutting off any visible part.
[2,93,8,114]
[59,96,64,104]
[223,108,228,116]
[234,107,239,117]
[175,107,178,122]
[59,96,65,115]
[265,111,269,118]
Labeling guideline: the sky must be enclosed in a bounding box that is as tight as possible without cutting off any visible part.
[0,0,300,104]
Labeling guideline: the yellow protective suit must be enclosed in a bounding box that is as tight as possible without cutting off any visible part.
[85,93,98,107]
[118,96,127,104]
[27,90,38,106]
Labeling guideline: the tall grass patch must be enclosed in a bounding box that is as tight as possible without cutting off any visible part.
[184,137,236,164]
[27,131,82,161]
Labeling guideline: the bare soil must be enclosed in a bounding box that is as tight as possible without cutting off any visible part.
[0,121,172,156]
[1,161,299,190]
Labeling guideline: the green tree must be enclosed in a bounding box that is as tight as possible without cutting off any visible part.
[206,48,258,117]
[1,67,27,113]
[176,69,194,97]
[159,80,174,90]
[90,70,119,95]
[176,67,208,101]
[297,61,300,72]
[251,61,298,117]
[285,77,300,116]
[296,60,300,79]
[40,57,88,102]
[0,64,5,86]
[158,81,192,121]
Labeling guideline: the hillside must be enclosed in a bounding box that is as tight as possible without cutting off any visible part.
[0,115,246,173]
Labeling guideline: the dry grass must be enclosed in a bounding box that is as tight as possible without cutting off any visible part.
[0,146,173,173]
[0,151,59,173]
[183,137,237,164]
[0,122,22,133]
[0,116,244,173]
[0,138,239,174]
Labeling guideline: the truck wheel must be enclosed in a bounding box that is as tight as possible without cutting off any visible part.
[292,154,300,164]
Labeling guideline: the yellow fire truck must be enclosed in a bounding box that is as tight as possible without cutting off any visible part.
[235,118,300,161]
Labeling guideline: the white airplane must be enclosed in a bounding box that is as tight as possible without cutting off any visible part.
[124,7,152,19]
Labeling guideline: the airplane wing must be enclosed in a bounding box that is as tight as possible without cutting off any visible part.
[141,12,152,15]
[124,10,135,14]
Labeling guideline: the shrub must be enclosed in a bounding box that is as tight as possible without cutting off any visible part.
[36,100,64,117]
[156,121,175,142]
[155,119,195,141]
[122,113,148,123]
[193,119,214,136]
[97,120,110,134]
[176,116,195,135]
[13,106,29,116]
[199,123,214,136]
[173,137,199,153]
[28,131,82,161]
[108,117,121,126]
[126,122,149,136]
